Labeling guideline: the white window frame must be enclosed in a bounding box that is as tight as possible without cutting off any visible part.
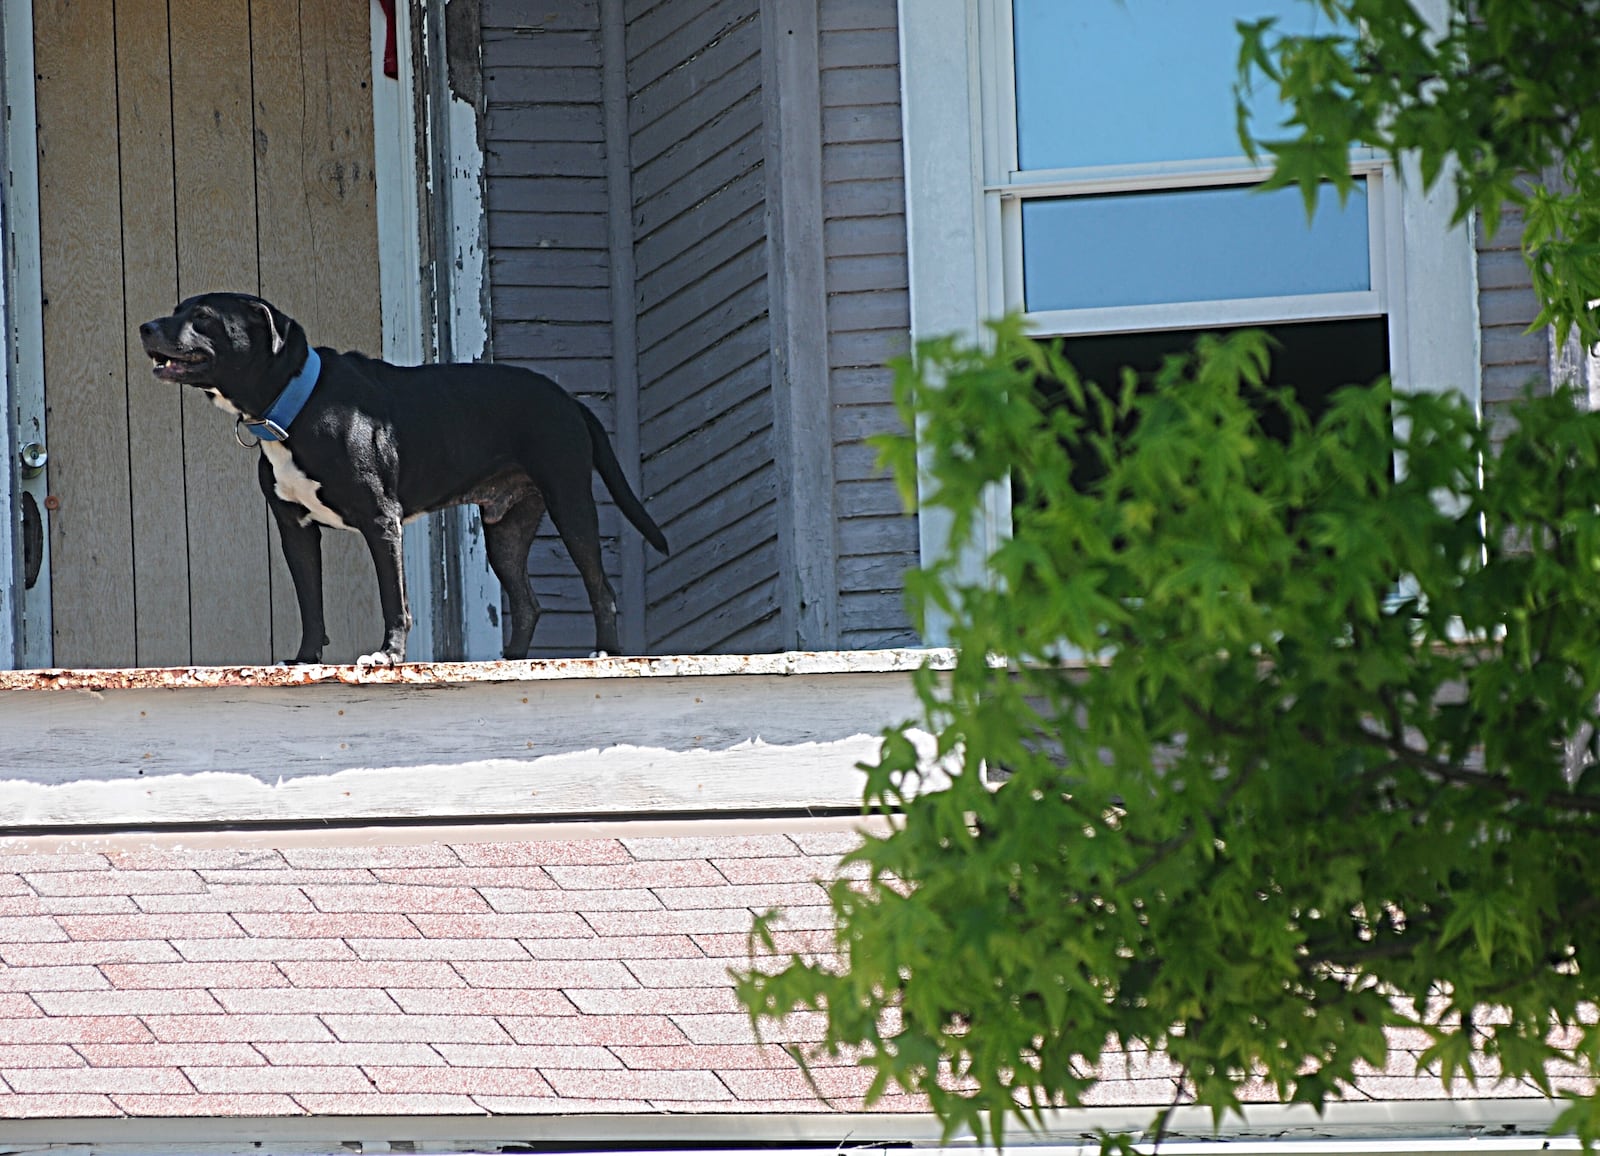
[987,0,1389,337]
[899,0,1481,645]
[997,165,1388,338]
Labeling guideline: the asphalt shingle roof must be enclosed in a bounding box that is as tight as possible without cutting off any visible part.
[0,827,939,1118]
[0,825,1565,1120]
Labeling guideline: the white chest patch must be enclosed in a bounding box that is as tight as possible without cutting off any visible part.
[261,442,352,531]
[203,389,243,418]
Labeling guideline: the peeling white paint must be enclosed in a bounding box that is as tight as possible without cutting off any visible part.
[0,650,955,829]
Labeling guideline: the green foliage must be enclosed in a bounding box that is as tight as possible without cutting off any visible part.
[1235,0,1600,345]
[738,320,1600,1145]
[738,1,1600,1142]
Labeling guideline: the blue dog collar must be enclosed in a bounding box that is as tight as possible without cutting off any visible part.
[243,348,321,443]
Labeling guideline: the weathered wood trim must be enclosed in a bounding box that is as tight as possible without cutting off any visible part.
[373,0,440,662]
[895,0,998,647]
[896,0,984,361]
[1389,153,1481,408]
[763,0,839,651]
[1550,324,1600,409]
[0,648,952,831]
[0,7,20,667]
[0,646,948,689]
[0,116,12,667]
[422,0,501,661]
[602,0,646,656]
[1,0,52,669]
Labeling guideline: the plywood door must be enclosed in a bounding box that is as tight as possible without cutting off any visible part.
[33,0,385,668]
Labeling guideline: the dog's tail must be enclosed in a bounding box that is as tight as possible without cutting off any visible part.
[583,405,670,555]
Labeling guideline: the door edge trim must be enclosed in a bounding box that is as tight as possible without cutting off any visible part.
[1,0,53,670]
[372,0,442,662]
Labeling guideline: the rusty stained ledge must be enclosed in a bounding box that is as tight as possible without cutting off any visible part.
[0,647,956,693]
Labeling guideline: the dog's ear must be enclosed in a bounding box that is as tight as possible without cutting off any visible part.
[253,299,288,356]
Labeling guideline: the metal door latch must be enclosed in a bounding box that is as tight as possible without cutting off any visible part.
[19,443,47,479]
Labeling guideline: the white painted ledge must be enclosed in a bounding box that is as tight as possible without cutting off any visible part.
[4,649,954,831]
[0,647,950,691]
[0,1097,1566,1150]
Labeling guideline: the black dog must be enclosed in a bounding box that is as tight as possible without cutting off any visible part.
[139,292,668,665]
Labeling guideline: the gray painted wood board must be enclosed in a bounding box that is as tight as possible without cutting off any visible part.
[490,250,612,288]
[821,104,902,145]
[485,140,607,175]
[650,473,781,580]
[831,401,904,442]
[634,129,768,246]
[483,0,625,658]
[642,385,774,495]
[827,288,911,334]
[632,166,768,278]
[823,136,905,180]
[819,0,895,31]
[648,479,781,584]
[636,203,769,313]
[491,321,615,362]
[489,285,613,325]
[484,0,599,32]
[637,280,772,383]
[633,85,764,188]
[636,245,769,353]
[643,416,778,526]
[639,345,776,451]
[652,569,783,651]
[817,1,916,647]
[824,263,908,307]
[639,353,773,448]
[478,66,601,103]
[488,104,606,143]
[628,0,779,655]
[837,477,908,518]
[627,0,752,92]
[628,17,760,136]
[828,328,909,370]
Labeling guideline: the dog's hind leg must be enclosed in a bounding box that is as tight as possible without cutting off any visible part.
[483,492,546,659]
[545,484,621,657]
[356,514,411,665]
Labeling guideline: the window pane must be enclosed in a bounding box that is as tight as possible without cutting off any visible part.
[1021,181,1369,312]
[1014,317,1390,504]
[1013,0,1335,171]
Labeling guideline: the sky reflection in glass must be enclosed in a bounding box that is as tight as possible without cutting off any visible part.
[1013,0,1335,170]
[1021,181,1370,311]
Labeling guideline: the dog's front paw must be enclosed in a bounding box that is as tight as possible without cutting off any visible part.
[356,651,399,667]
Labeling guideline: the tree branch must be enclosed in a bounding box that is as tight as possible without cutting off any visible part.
[1375,737,1600,815]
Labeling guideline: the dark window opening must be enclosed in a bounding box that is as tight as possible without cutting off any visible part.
[1015,316,1391,503]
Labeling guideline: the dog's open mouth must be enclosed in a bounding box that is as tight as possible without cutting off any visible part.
[147,349,209,381]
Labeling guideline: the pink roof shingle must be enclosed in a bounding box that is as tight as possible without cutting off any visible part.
[0,829,932,1119]
[0,825,1565,1122]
